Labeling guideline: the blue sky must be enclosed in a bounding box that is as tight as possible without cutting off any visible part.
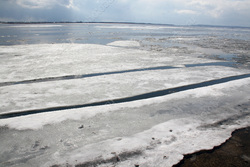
[0,0,250,26]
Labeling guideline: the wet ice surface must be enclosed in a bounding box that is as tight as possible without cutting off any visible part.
[0,23,250,167]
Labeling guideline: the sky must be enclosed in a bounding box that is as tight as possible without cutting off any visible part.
[0,0,250,27]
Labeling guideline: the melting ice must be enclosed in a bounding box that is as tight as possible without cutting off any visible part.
[0,23,250,167]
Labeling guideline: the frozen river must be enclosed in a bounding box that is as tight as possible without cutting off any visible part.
[0,23,250,167]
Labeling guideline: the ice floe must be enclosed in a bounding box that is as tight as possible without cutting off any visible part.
[107,40,140,47]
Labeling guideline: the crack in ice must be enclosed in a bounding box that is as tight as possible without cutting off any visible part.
[0,73,249,119]
[0,62,234,87]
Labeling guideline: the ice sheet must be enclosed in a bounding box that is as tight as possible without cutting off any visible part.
[0,43,164,82]
[0,43,249,115]
[0,66,247,114]
[0,43,242,82]
[0,39,250,167]
[1,77,249,167]
[0,77,249,130]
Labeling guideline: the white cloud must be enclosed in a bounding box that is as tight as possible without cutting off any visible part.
[16,0,77,9]
[1,0,250,26]
[16,0,56,9]
[175,10,198,15]
[65,0,74,9]
[186,0,250,18]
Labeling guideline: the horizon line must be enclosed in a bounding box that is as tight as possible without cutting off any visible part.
[1,21,250,29]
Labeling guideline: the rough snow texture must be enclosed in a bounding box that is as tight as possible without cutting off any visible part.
[0,43,248,114]
[47,118,250,167]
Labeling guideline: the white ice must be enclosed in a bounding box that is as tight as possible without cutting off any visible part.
[0,65,247,114]
[0,43,249,114]
[107,40,141,47]
[0,43,244,82]
[0,41,250,167]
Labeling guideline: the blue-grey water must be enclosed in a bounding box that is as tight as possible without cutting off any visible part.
[1,23,250,45]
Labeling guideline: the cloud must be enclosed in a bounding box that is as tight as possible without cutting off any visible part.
[65,0,75,9]
[0,0,250,26]
[175,10,198,15]
[0,0,76,22]
[186,0,250,18]
[16,0,56,9]
[16,0,76,9]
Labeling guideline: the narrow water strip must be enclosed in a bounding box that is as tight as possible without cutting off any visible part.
[0,62,234,87]
[0,73,249,119]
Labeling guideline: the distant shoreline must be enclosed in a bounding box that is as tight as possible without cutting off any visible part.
[0,21,174,26]
[1,21,250,29]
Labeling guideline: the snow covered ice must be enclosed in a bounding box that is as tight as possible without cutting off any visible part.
[0,23,250,167]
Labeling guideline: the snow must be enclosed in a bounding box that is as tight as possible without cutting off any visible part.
[0,43,249,115]
[2,76,249,167]
[0,65,247,114]
[0,43,158,82]
[0,43,245,83]
[49,117,250,167]
[0,76,249,130]
[0,36,250,167]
